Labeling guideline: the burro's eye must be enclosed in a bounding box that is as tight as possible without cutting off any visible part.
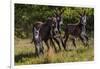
[35,31,38,34]
[57,17,59,20]
[52,21,55,25]
[52,23,54,26]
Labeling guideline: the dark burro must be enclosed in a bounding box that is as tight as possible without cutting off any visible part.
[31,9,66,56]
[63,11,89,48]
[31,9,89,56]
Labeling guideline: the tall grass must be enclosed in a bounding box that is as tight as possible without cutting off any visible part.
[14,37,94,65]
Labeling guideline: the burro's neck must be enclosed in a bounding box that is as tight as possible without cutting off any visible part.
[82,24,86,33]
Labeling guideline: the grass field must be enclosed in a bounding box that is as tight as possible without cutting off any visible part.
[14,37,94,65]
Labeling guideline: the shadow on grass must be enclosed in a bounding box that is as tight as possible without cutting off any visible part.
[15,52,36,63]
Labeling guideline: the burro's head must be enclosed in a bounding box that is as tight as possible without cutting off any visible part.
[79,11,87,26]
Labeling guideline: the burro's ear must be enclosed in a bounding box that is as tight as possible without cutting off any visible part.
[34,27,37,31]
[38,27,40,31]
[78,11,82,17]
[83,10,86,16]
[59,8,65,15]
[53,8,58,16]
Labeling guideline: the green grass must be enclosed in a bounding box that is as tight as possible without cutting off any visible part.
[14,37,94,65]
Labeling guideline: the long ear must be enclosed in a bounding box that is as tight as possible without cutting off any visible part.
[76,9,81,17]
[83,10,86,16]
[54,8,58,16]
[59,8,65,15]
[34,27,37,31]
[38,27,40,31]
[78,11,82,17]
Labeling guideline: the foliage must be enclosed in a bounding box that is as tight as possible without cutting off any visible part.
[15,4,94,38]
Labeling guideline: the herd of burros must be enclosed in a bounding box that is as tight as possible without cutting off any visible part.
[31,9,89,56]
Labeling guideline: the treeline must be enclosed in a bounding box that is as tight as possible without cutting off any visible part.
[15,4,94,38]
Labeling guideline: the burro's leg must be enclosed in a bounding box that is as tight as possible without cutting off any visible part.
[53,37,62,51]
[34,43,40,57]
[71,36,76,48]
[60,35,66,50]
[50,38,57,52]
[63,32,69,50]
[84,33,89,47]
[44,40,50,52]
[80,32,89,47]
[40,41,44,55]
